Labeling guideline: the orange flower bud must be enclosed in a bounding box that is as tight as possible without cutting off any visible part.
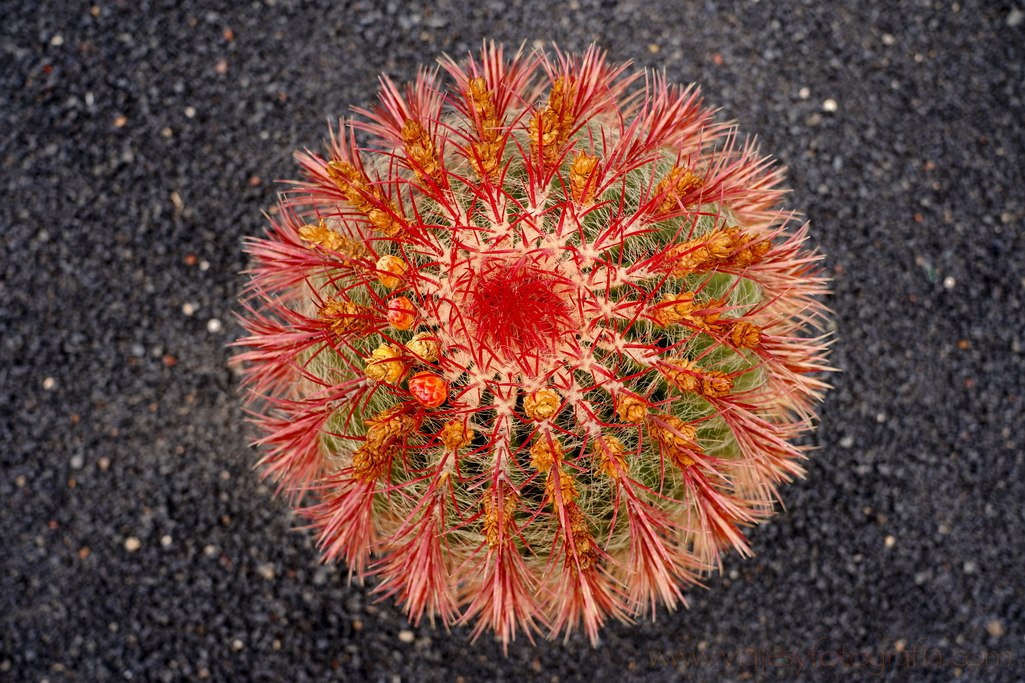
[298,219,368,258]
[318,297,372,337]
[529,434,563,473]
[615,393,648,423]
[700,372,734,398]
[438,419,473,452]
[386,296,416,330]
[659,357,700,394]
[649,414,698,469]
[729,320,762,349]
[592,435,628,479]
[569,151,599,205]
[523,388,560,421]
[653,165,704,213]
[408,371,448,408]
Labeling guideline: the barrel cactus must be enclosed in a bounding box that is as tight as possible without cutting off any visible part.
[235,42,831,646]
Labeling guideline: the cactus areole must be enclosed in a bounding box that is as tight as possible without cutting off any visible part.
[234,43,832,647]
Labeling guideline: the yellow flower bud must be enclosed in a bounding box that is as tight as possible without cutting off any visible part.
[438,420,473,452]
[523,388,560,421]
[375,254,408,289]
[364,344,408,383]
[405,332,440,362]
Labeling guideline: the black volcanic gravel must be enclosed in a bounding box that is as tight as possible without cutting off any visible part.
[3,1,1024,681]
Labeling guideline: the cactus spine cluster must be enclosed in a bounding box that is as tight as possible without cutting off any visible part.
[236,42,832,646]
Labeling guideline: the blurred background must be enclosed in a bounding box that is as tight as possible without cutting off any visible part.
[2,1,1023,680]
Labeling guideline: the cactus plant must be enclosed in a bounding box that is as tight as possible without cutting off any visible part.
[235,42,832,647]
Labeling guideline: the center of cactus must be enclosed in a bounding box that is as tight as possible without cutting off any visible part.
[463,261,572,364]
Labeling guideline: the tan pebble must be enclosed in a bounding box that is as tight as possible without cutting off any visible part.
[986,619,1005,638]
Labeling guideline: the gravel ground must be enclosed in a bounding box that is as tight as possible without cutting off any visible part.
[2,1,1024,681]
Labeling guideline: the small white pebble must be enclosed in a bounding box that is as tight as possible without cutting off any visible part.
[170,191,184,213]
[884,535,896,548]
[231,639,245,652]
[397,630,415,643]
[182,302,197,316]
[160,535,173,547]
[203,544,218,557]
[42,377,56,391]
[963,561,977,574]
[1008,8,1024,27]
[822,98,838,113]
[881,33,896,46]
[199,259,210,271]
[987,619,1005,638]
[207,318,223,333]
[876,412,887,423]
[124,537,142,552]
[839,435,854,449]
[798,86,810,99]
[50,34,64,46]
[943,276,956,289]
[257,563,276,580]
[185,106,196,118]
